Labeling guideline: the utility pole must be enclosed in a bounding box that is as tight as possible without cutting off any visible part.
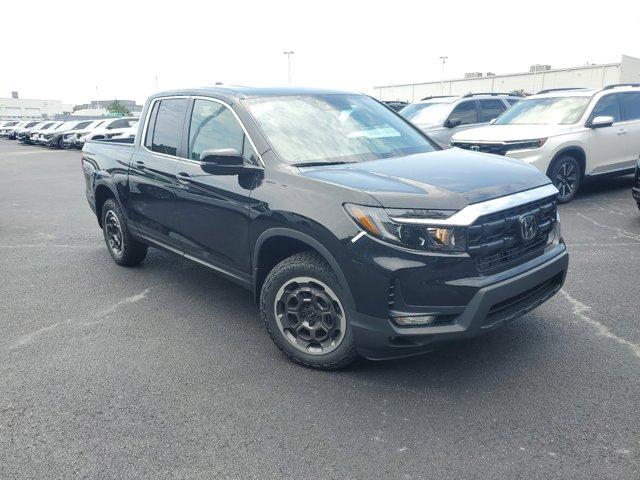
[439,56,448,95]
[283,51,295,85]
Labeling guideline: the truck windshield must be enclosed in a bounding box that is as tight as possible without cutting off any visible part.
[494,96,591,125]
[245,94,435,165]
[399,102,450,125]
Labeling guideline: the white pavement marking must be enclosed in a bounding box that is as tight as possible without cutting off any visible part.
[561,289,640,359]
[7,285,166,349]
[84,285,164,326]
[572,212,640,242]
[566,242,640,247]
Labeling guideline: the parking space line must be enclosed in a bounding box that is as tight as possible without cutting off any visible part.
[561,289,640,359]
[571,212,640,242]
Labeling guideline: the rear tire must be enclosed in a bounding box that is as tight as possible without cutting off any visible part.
[101,198,147,266]
[548,155,582,204]
[260,251,358,369]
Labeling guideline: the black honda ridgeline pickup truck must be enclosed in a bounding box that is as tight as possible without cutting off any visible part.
[82,87,568,369]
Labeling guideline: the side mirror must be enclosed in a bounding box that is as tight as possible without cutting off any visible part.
[445,118,461,128]
[588,115,614,128]
[200,148,261,176]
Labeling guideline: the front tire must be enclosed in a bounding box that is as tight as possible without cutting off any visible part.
[260,252,358,369]
[549,155,581,203]
[101,198,148,266]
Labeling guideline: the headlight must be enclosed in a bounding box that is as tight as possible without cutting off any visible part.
[505,138,547,151]
[344,204,466,252]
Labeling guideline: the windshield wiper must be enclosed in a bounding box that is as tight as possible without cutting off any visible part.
[292,161,356,167]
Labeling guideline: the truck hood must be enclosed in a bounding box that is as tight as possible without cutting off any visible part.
[452,124,573,143]
[299,149,551,210]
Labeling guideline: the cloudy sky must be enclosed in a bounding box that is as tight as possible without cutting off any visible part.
[3,0,640,105]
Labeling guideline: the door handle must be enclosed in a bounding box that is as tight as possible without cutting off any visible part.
[134,160,146,169]
[176,172,191,184]
[617,129,627,135]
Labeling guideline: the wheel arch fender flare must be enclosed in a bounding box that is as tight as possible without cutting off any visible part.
[93,180,123,227]
[252,227,356,310]
[549,146,587,177]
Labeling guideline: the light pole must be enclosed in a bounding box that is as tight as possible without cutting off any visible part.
[439,56,448,95]
[283,51,295,85]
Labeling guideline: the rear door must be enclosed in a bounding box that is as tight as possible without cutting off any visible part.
[620,92,640,166]
[479,99,507,124]
[170,97,261,282]
[126,97,188,247]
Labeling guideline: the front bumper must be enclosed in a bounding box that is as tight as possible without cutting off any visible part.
[62,137,84,149]
[350,243,568,360]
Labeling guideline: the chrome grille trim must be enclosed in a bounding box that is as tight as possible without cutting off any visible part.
[388,184,558,227]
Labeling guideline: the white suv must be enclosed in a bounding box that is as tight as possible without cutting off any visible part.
[451,84,640,202]
[399,93,522,148]
[84,117,139,141]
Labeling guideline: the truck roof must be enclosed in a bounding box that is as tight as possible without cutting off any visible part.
[149,86,358,101]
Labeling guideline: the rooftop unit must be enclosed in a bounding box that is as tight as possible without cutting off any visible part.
[529,64,551,73]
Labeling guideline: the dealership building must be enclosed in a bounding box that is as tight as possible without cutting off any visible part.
[0,93,74,119]
[374,55,640,102]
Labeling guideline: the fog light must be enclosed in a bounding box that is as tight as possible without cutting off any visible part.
[392,314,436,327]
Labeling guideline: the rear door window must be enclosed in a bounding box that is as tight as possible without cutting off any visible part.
[479,99,506,122]
[147,99,188,156]
[449,101,478,125]
[621,92,640,121]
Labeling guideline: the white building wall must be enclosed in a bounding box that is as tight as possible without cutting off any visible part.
[374,56,637,102]
[620,54,640,83]
[0,98,74,119]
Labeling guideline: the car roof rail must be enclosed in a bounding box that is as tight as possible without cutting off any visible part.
[461,92,522,98]
[601,83,640,90]
[420,95,456,101]
[536,87,587,95]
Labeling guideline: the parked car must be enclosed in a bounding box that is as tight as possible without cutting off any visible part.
[61,120,109,149]
[110,121,139,140]
[382,100,409,112]
[83,117,139,142]
[633,158,640,210]
[0,120,23,137]
[17,121,55,143]
[30,121,64,144]
[8,120,41,140]
[40,121,84,148]
[451,84,640,203]
[82,87,568,369]
[399,93,521,147]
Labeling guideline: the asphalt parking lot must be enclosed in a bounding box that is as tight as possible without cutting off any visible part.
[1,139,639,479]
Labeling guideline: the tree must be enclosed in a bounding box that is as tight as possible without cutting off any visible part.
[510,88,531,97]
[106,100,130,116]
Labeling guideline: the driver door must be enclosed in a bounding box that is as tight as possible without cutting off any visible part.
[171,98,260,282]
[586,93,625,174]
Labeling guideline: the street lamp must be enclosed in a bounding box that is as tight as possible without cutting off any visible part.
[283,51,295,85]
[439,56,448,95]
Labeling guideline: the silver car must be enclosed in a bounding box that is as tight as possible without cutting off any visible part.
[399,93,521,148]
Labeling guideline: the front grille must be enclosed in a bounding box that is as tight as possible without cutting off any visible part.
[452,142,508,156]
[467,196,557,275]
